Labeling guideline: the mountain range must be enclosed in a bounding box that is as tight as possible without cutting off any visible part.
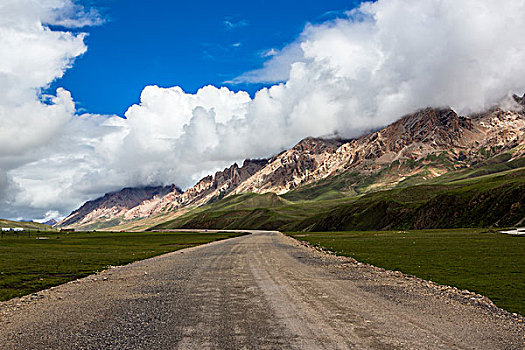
[57,96,525,231]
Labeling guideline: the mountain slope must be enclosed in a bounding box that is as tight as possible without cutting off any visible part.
[59,103,525,231]
[154,159,525,231]
[59,185,179,229]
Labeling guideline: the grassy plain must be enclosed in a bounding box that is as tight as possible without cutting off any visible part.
[288,229,524,315]
[0,230,244,301]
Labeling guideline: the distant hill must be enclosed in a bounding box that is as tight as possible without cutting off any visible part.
[58,99,525,231]
[58,185,179,230]
[0,219,56,231]
[42,219,57,226]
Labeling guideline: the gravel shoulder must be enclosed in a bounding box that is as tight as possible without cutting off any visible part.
[0,231,523,349]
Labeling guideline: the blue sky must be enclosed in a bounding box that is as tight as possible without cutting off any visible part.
[49,0,362,115]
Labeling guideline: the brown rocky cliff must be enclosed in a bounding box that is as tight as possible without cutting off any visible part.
[361,108,475,160]
[233,107,484,195]
[232,138,347,194]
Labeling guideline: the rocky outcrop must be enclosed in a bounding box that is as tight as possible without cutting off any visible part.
[513,93,525,106]
[232,138,346,194]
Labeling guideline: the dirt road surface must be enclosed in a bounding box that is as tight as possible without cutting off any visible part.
[0,231,523,349]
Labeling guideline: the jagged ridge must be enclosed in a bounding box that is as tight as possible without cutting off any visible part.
[59,102,525,231]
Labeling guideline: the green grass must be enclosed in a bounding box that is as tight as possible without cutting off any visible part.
[288,229,524,315]
[204,192,290,211]
[425,151,525,185]
[0,230,245,301]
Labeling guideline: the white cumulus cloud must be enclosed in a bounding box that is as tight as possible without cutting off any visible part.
[0,0,102,219]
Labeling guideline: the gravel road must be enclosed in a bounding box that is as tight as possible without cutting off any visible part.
[0,231,523,349]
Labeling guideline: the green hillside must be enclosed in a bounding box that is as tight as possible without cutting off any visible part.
[152,159,525,232]
[0,219,55,231]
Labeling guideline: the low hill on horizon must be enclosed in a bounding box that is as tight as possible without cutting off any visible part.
[0,219,56,231]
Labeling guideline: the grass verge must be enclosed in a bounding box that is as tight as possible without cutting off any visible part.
[0,230,245,301]
[287,229,524,315]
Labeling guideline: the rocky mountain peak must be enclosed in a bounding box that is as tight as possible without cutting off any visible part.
[291,137,348,154]
[211,159,269,191]
[58,185,179,227]
[387,108,473,147]
[513,93,525,106]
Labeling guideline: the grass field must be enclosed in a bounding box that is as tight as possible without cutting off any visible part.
[0,230,244,301]
[288,229,524,315]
